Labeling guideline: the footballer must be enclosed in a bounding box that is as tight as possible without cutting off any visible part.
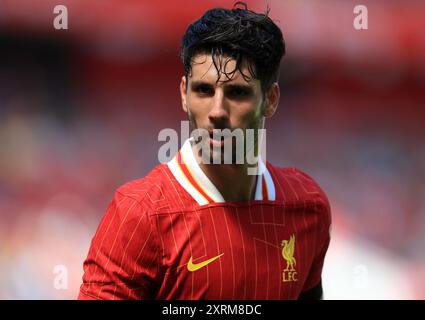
[78,2,331,300]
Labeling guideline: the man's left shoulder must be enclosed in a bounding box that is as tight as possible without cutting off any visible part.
[268,163,331,213]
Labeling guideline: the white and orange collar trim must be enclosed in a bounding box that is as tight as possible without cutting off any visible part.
[167,138,276,205]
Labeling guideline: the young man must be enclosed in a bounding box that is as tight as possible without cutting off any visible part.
[79,3,331,300]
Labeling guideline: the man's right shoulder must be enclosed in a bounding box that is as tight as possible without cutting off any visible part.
[113,163,189,212]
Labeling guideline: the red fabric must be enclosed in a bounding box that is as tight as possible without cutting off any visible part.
[78,163,331,300]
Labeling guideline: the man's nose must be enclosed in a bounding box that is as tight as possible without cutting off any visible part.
[208,90,228,124]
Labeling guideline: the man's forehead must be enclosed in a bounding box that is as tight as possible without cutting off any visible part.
[189,53,257,85]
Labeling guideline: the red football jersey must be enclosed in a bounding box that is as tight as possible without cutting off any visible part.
[78,139,331,300]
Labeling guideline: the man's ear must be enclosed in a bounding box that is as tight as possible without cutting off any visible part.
[262,83,280,118]
[180,76,188,113]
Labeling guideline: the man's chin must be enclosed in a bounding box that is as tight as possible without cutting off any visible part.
[198,148,246,165]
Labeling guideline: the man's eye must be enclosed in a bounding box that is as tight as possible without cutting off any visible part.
[228,88,249,98]
[196,85,213,95]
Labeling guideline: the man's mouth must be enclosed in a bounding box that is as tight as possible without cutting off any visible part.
[208,129,231,147]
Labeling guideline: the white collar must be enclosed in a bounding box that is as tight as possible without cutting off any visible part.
[167,138,276,205]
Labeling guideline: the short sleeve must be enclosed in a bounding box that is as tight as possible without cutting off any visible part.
[78,191,161,300]
[301,191,332,293]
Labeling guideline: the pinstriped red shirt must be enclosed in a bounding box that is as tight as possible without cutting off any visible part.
[78,139,331,300]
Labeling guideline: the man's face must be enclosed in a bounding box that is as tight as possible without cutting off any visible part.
[180,53,278,164]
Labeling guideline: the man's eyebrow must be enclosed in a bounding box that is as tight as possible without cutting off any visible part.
[190,80,214,89]
[190,81,254,90]
[224,84,254,91]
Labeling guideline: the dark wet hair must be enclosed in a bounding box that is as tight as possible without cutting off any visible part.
[181,2,285,95]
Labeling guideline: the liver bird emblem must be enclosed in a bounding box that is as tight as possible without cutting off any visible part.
[281,234,296,271]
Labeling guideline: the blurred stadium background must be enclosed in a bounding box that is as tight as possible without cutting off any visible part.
[0,0,424,299]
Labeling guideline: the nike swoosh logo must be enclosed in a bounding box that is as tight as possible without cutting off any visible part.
[187,253,224,272]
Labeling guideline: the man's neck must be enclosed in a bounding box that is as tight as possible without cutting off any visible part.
[194,147,258,202]
[200,162,258,202]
